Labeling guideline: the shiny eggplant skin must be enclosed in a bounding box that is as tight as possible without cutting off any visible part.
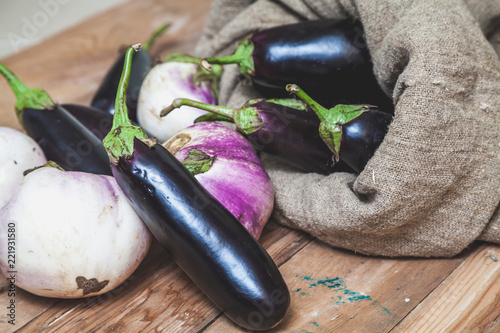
[339,109,393,173]
[250,19,392,109]
[62,104,114,141]
[22,105,112,175]
[111,139,290,330]
[91,50,153,122]
[246,100,350,174]
[63,103,149,141]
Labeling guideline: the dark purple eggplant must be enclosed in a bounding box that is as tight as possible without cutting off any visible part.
[287,84,393,174]
[61,104,113,140]
[161,97,352,174]
[0,63,112,175]
[91,24,169,121]
[62,103,150,141]
[103,44,290,331]
[202,18,393,110]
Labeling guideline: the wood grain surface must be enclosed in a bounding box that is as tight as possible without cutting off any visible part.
[0,0,499,332]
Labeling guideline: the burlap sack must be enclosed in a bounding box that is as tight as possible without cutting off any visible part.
[194,0,500,257]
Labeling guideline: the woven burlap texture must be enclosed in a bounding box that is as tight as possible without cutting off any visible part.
[194,0,500,257]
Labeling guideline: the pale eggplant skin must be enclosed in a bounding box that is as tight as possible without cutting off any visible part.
[111,139,290,331]
[163,122,274,239]
[137,62,217,142]
[0,127,47,209]
[0,167,152,298]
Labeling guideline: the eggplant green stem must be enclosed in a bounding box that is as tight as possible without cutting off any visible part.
[0,62,53,125]
[103,43,152,165]
[111,44,139,129]
[161,98,266,135]
[203,39,255,78]
[285,84,329,122]
[143,23,170,51]
[160,98,236,119]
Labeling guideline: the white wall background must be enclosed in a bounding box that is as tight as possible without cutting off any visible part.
[0,0,130,59]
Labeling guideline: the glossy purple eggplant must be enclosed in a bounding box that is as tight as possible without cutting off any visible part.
[62,103,149,141]
[203,18,393,110]
[91,24,169,121]
[62,104,113,140]
[287,84,393,173]
[0,63,112,175]
[161,98,352,174]
[103,44,290,331]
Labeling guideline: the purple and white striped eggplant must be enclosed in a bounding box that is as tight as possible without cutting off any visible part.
[137,56,221,142]
[163,121,274,239]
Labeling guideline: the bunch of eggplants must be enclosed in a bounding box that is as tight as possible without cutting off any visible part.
[0,63,112,176]
[0,17,397,331]
[102,44,290,331]
[202,18,393,111]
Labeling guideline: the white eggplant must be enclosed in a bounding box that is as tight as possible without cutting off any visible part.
[0,127,47,209]
[137,62,217,142]
[0,166,152,298]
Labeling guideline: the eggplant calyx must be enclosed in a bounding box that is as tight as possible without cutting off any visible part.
[203,39,255,79]
[0,62,54,125]
[181,148,217,175]
[319,104,371,159]
[265,98,309,111]
[104,125,152,165]
[234,106,267,135]
[193,65,222,100]
[23,161,65,176]
[286,84,367,159]
[103,43,152,165]
[162,53,223,100]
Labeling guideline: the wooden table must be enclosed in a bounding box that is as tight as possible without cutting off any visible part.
[1,0,499,332]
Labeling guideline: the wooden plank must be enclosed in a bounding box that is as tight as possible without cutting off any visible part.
[392,244,500,333]
[203,240,470,332]
[1,224,309,332]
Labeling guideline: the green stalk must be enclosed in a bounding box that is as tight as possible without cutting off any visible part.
[286,84,366,160]
[0,62,53,125]
[160,98,236,119]
[103,43,151,165]
[142,23,170,51]
[285,84,330,122]
[202,39,255,78]
[160,98,266,135]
